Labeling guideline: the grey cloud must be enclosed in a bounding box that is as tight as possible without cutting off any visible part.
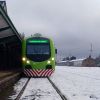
[6,0,100,58]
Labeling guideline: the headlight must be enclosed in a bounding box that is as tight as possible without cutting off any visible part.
[22,57,26,61]
[27,60,30,64]
[47,60,51,64]
[52,57,54,61]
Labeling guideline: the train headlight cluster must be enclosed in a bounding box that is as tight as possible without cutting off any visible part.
[22,57,30,64]
[27,60,30,64]
[47,58,54,64]
[52,57,54,61]
[47,60,51,64]
[22,57,26,61]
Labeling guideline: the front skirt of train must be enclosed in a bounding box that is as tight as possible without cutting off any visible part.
[23,69,55,77]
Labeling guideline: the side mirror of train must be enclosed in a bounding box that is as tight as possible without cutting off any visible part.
[55,49,57,54]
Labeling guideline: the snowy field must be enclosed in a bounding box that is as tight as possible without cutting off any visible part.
[50,66,100,100]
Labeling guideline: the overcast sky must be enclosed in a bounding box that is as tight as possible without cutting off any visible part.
[5,0,100,59]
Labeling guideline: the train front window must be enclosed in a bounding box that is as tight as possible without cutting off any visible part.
[27,44,50,55]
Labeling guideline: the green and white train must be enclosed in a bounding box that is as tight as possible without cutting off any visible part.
[22,35,56,77]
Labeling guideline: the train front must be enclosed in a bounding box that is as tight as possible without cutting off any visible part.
[22,37,55,77]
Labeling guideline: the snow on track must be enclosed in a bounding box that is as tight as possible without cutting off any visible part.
[50,66,100,100]
[8,78,28,100]
[20,78,62,100]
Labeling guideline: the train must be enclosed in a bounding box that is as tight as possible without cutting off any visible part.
[22,35,56,77]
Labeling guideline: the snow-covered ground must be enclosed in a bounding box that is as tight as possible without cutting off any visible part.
[50,66,100,100]
[8,66,100,100]
[8,78,28,100]
[20,78,61,100]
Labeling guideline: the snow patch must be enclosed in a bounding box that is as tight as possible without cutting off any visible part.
[50,66,100,100]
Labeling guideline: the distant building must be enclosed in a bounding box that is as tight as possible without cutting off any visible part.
[57,60,70,66]
[70,58,84,67]
[95,56,100,67]
[82,56,96,67]
[57,58,84,66]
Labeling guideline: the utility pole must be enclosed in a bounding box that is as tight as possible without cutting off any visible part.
[90,43,93,57]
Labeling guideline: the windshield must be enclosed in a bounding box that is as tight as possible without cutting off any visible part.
[27,44,50,55]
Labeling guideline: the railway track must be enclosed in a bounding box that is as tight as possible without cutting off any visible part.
[10,77,67,100]
[47,77,67,100]
[15,78,30,100]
